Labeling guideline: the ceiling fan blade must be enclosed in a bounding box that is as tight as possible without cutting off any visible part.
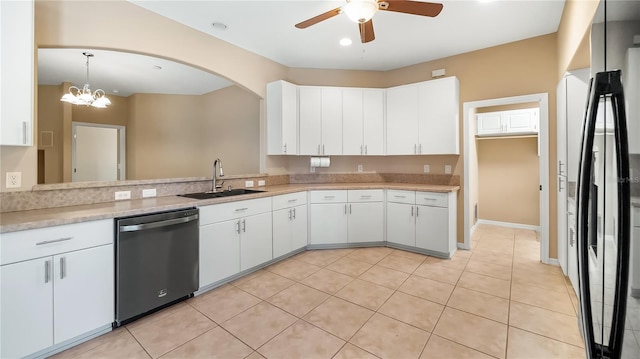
[380,1,443,17]
[359,20,375,43]
[295,7,342,29]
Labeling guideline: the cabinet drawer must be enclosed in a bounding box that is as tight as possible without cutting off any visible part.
[0,219,113,265]
[272,192,307,211]
[348,189,383,203]
[416,192,448,208]
[386,190,415,204]
[310,190,347,203]
[200,197,272,225]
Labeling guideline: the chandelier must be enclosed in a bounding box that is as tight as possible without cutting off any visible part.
[60,52,111,108]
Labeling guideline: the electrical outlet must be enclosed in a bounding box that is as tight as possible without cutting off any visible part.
[114,191,131,200]
[423,165,430,173]
[142,188,157,198]
[357,165,363,173]
[444,165,452,174]
[245,180,254,188]
[258,180,266,186]
[6,172,21,188]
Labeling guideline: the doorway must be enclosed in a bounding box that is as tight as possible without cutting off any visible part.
[463,93,551,264]
[72,122,126,182]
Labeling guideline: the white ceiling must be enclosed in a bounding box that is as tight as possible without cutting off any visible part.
[38,1,568,97]
[130,0,567,71]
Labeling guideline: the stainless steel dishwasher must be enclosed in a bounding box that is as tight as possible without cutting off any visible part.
[114,208,199,326]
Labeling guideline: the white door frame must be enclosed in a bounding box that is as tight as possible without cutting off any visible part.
[72,122,126,181]
[462,93,551,264]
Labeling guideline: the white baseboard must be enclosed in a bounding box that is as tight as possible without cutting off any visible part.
[546,258,560,266]
[476,219,540,232]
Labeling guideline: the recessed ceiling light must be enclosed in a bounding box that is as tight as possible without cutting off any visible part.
[212,22,228,31]
[339,38,353,46]
[112,90,119,94]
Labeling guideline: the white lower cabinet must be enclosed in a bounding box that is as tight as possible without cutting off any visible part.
[0,220,114,359]
[386,190,456,257]
[199,198,273,288]
[272,192,308,258]
[309,190,383,245]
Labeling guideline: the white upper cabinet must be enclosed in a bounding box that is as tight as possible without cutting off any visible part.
[387,77,459,155]
[386,84,419,155]
[267,80,298,155]
[343,88,385,155]
[0,0,34,146]
[418,77,459,154]
[476,108,539,137]
[299,86,343,155]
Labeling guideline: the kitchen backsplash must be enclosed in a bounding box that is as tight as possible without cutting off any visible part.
[0,173,458,213]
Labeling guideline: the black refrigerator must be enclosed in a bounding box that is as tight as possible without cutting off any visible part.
[576,1,640,358]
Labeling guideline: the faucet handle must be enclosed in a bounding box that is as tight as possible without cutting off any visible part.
[216,180,225,189]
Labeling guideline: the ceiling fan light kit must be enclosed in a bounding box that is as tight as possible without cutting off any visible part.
[60,52,111,108]
[295,0,443,44]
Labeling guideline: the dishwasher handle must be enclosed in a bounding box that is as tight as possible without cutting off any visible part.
[119,214,199,232]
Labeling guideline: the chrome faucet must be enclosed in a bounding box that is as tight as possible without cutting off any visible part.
[212,158,224,192]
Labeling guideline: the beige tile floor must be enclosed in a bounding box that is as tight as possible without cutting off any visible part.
[54,224,599,359]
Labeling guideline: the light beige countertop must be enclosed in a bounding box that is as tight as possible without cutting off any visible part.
[0,183,459,233]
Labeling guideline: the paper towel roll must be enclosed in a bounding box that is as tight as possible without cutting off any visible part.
[320,157,330,167]
[310,157,321,167]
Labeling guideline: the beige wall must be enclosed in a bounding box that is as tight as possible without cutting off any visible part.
[37,84,64,183]
[201,86,261,176]
[557,0,600,77]
[477,137,541,226]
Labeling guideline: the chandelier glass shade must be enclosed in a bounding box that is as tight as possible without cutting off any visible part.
[60,52,111,108]
[344,0,379,24]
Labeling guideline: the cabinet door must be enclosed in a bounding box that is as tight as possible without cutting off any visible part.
[557,76,568,177]
[568,213,579,295]
[557,176,568,276]
[321,87,343,155]
[504,109,538,133]
[200,220,240,288]
[415,205,449,254]
[418,77,459,154]
[363,89,385,155]
[348,202,384,243]
[266,80,297,155]
[627,48,640,154]
[53,244,114,344]
[566,69,589,182]
[386,202,415,246]
[342,88,364,155]
[273,208,293,258]
[0,0,34,146]
[240,212,273,271]
[291,204,308,251]
[1,257,53,358]
[476,113,503,135]
[299,86,322,155]
[309,203,348,245]
[386,85,418,155]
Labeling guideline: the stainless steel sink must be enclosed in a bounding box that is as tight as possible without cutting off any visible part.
[179,188,264,200]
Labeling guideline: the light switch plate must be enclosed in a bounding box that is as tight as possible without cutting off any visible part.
[142,189,157,198]
[245,180,254,188]
[357,165,363,173]
[115,191,131,200]
[423,165,430,173]
[6,172,21,188]
[444,165,452,174]
[258,180,266,186]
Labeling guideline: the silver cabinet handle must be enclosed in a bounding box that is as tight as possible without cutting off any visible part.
[236,220,241,234]
[318,144,321,155]
[344,204,347,215]
[411,206,414,216]
[36,237,73,246]
[324,196,335,199]
[287,199,298,203]
[349,204,352,214]
[365,145,368,155]
[423,198,437,201]
[419,144,422,154]
[360,195,372,199]
[416,206,419,217]
[394,195,406,199]
[283,143,287,154]
[23,122,27,144]
[414,144,417,154]
[360,145,363,155]
[242,219,246,232]
[293,208,296,219]
[60,257,66,279]
[45,260,51,283]
[234,208,248,212]
[558,177,564,192]
[322,144,325,155]
[288,209,292,220]
[558,161,565,175]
